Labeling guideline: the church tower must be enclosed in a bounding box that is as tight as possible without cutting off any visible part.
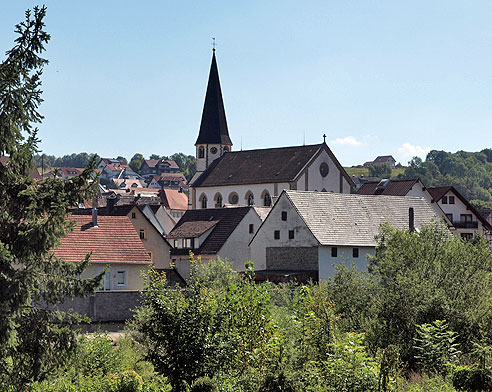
[195,49,232,174]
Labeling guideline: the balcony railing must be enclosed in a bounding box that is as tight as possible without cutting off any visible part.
[453,221,478,229]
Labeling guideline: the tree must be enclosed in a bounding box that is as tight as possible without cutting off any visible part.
[368,163,391,178]
[116,155,127,165]
[129,153,144,172]
[149,154,161,160]
[0,7,102,389]
[364,222,492,368]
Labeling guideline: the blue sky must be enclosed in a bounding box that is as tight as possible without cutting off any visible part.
[1,1,492,166]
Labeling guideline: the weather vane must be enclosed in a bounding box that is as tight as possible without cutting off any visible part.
[212,37,216,52]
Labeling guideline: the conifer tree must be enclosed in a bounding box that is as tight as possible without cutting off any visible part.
[0,7,102,389]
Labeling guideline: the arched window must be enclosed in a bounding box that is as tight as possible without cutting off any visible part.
[199,193,207,209]
[198,146,205,159]
[214,193,223,208]
[245,191,254,206]
[261,190,272,206]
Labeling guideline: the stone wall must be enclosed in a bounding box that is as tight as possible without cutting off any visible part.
[56,291,142,322]
[266,246,318,271]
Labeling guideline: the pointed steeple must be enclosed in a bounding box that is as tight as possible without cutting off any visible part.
[195,51,232,146]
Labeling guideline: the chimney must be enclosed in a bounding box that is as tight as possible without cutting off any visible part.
[107,194,117,214]
[409,207,415,232]
[92,207,98,227]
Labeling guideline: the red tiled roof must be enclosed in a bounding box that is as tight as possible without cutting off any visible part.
[145,159,179,169]
[357,179,419,196]
[0,155,42,180]
[158,173,187,182]
[161,188,188,211]
[57,167,83,177]
[426,186,453,202]
[53,215,151,264]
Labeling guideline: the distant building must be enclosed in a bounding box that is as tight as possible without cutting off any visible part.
[148,173,188,190]
[140,159,180,179]
[0,156,42,181]
[363,155,396,168]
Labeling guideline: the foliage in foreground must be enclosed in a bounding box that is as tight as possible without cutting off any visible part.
[0,6,102,390]
[30,333,171,392]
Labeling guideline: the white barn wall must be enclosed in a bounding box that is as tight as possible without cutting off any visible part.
[318,246,374,281]
[250,193,318,270]
[219,209,263,271]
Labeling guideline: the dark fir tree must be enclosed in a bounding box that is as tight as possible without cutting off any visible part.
[0,7,102,389]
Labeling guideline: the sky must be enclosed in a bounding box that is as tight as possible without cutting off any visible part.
[1,1,492,167]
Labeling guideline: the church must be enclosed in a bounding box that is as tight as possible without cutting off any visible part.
[189,50,354,209]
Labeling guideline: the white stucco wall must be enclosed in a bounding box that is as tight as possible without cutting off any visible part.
[195,183,289,209]
[219,208,264,271]
[437,191,484,235]
[304,149,351,193]
[196,144,228,172]
[250,193,318,270]
[318,246,374,281]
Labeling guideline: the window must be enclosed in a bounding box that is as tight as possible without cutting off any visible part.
[249,224,254,234]
[116,270,126,287]
[449,196,455,204]
[461,233,473,241]
[353,248,359,258]
[445,213,453,222]
[247,193,254,206]
[274,230,280,240]
[461,214,472,223]
[201,195,208,209]
[131,212,136,219]
[198,146,205,158]
[139,229,145,240]
[174,240,178,248]
[331,247,338,257]
[289,230,294,239]
[185,238,195,248]
[442,196,448,204]
[215,194,223,208]
[148,252,153,261]
[281,211,287,221]
[264,192,271,207]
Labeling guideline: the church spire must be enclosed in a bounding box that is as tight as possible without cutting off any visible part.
[195,51,232,146]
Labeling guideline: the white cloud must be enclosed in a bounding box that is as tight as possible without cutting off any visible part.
[398,143,431,159]
[330,136,362,146]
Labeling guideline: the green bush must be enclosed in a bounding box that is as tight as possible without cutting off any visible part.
[190,376,218,392]
[413,320,460,376]
[450,364,492,391]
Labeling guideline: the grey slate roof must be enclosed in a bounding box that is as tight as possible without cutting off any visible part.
[285,190,443,247]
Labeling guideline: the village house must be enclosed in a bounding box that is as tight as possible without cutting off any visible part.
[71,203,173,273]
[250,190,450,281]
[358,179,491,239]
[54,214,152,291]
[427,186,492,240]
[363,155,397,168]
[140,158,180,179]
[168,206,270,279]
[148,172,188,190]
[97,157,141,181]
[159,187,189,223]
[188,51,353,209]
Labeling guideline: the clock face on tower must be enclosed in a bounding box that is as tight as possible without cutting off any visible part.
[210,147,218,154]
